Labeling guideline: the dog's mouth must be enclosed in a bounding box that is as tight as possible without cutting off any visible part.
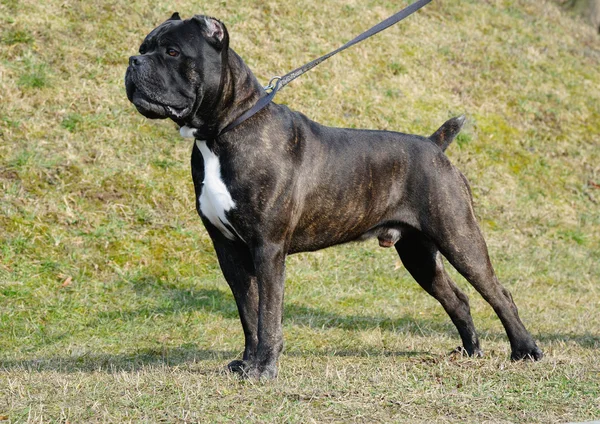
[129,87,192,121]
[125,71,192,121]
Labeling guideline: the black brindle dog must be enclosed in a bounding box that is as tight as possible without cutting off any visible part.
[125,14,543,379]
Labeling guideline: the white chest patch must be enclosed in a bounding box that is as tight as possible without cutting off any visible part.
[195,139,238,240]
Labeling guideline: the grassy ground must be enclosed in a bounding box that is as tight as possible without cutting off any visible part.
[1,0,599,422]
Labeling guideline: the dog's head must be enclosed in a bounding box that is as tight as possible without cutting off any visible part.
[125,13,229,125]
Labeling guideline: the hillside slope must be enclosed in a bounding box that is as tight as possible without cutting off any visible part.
[1,0,599,422]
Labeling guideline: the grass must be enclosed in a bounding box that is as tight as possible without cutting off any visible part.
[1,0,599,422]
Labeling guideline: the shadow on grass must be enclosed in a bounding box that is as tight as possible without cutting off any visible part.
[0,347,433,374]
[284,301,460,337]
[90,276,600,351]
[0,285,453,372]
[90,286,464,338]
[535,333,600,349]
[0,348,237,374]
[2,284,597,373]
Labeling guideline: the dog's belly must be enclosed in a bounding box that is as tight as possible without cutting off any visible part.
[288,200,403,253]
[195,140,238,240]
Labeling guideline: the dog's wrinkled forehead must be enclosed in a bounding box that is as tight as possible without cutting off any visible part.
[141,20,179,49]
[140,14,227,54]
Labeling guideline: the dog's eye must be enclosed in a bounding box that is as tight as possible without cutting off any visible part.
[166,48,180,57]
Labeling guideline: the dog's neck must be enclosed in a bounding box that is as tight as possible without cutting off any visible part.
[184,49,265,139]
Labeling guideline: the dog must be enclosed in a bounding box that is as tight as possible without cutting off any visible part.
[125,13,543,379]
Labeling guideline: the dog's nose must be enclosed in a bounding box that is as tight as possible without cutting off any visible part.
[129,55,140,67]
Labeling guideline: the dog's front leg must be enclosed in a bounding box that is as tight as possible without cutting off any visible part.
[210,239,260,373]
[244,242,286,380]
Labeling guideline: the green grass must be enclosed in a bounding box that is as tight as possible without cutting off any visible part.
[1,0,599,422]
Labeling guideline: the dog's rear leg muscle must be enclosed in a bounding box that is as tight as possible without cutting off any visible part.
[395,231,482,356]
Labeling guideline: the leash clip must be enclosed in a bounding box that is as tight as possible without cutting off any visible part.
[264,76,282,93]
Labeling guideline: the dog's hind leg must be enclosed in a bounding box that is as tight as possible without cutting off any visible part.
[395,230,483,356]
[427,195,543,361]
[212,238,259,372]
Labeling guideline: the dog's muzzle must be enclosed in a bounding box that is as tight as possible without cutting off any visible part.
[125,56,192,120]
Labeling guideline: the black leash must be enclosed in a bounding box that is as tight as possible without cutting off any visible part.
[218,0,433,136]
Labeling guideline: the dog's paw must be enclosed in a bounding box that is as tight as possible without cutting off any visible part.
[256,364,278,380]
[227,359,247,374]
[511,345,543,361]
[450,346,484,358]
[226,359,278,380]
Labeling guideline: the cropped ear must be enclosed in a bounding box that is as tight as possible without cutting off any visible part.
[169,12,181,21]
[192,15,229,50]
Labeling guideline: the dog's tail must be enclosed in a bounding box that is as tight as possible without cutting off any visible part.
[429,115,466,152]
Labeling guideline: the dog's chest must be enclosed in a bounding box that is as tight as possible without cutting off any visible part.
[195,140,238,240]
